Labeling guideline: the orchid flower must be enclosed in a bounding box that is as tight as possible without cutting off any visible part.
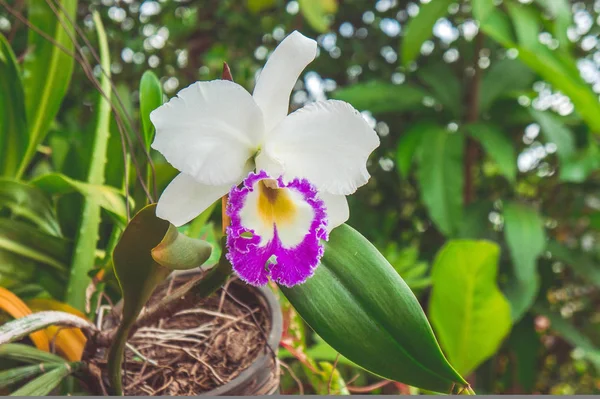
[151,31,379,287]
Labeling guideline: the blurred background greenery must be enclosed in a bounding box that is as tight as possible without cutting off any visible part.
[1,0,600,394]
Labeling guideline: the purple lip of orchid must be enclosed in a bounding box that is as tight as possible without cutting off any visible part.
[225,170,329,287]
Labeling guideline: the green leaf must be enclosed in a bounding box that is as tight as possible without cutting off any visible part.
[395,123,428,178]
[19,0,78,179]
[418,127,464,236]
[529,109,575,162]
[479,58,534,113]
[62,11,112,311]
[0,33,27,178]
[30,173,129,224]
[533,303,600,371]
[507,315,540,391]
[465,123,516,182]
[417,63,462,118]
[546,241,600,287]
[0,344,65,364]
[151,224,212,270]
[0,363,63,389]
[401,0,452,66]
[298,0,338,33]
[139,70,163,150]
[0,179,61,236]
[332,81,429,114]
[281,224,467,393]
[559,142,600,183]
[10,363,78,396]
[429,240,512,376]
[503,202,546,321]
[246,0,276,13]
[534,0,571,50]
[0,219,70,273]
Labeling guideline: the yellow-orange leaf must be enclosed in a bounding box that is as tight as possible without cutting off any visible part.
[0,287,49,351]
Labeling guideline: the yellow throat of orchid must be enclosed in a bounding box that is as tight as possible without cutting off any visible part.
[257,180,296,227]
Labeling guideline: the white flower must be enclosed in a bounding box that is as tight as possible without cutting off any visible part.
[151,31,379,234]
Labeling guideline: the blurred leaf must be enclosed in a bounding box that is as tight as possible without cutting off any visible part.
[529,109,576,162]
[503,202,546,321]
[0,33,27,178]
[19,0,78,179]
[30,173,129,224]
[298,0,338,33]
[465,123,516,182]
[0,363,63,390]
[546,241,600,287]
[507,314,539,391]
[429,240,512,375]
[246,0,276,13]
[0,219,70,273]
[0,287,49,352]
[457,201,493,239]
[0,180,61,236]
[418,127,464,237]
[64,12,112,311]
[396,122,428,178]
[472,0,515,43]
[479,58,534,113]
[0,344,64,364]
[108,204,172,395]
[10,363,78,396]
[534,0,571,50]
[534,303,600,371]
[332,81,429,114]
[559,142,600,183]
[282,224,467,393]
[151,224,212,270]
[401,0,452,66]
[139,70,163,150]
[303,361,349,395]
[417,63,462,118]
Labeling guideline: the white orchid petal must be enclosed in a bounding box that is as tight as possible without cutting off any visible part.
[156,173,233,227]
[319,192,349,232]
[253,31,317,133]
[263,100,380,196]
[151,80,264,186]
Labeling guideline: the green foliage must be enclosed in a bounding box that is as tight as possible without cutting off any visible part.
[9,363,78,396]
[465,123,516,182]
[503,202,546,322]
[298,0,337,33]
[418,126,464,237]
[429,240,512,376]
[139,70,163,150]
[395,123,426,179]
[19,0,78,179]
[0,34,27,178]
[401,0,452,66]
[332,81,429,114]
[282,224,467,393]
[479,58,534,114]
[417,63,462,118]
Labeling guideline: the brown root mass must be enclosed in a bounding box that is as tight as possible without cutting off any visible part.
[102,277,271,396]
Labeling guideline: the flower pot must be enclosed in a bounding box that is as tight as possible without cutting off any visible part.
[95,272,282,395]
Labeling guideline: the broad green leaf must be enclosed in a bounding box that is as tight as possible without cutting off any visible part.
[19,0,78,179]
[457,200,493,239]
[534,0,571,50]
[0,219,70,273]
[417,63,462,118]
[418,127,464,237]
[429,240,512,376]
[401,0,452,66]
[465,123,516,182]
[281,224,467,393]
[395,122,428,178]
[471,0,515,44]
[0,180,61,236]
[332,81,429,114]
[503,202,546,321]
[30,173,129,224]
[529,109,575,162]
[151,224,212,270]
[298,0,338,33]
[479,58,534,113]
[10,363,78,396]
[0,34,27,178]
[0,363,63,389]
[64,12,112,311]
[0,344,64,364]
[559,142,600,183]
[246,0,276,13]
[546,241,600,287]
[534,303,600,371]
[139,70,163,150]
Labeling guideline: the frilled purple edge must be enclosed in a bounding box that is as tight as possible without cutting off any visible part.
[225,170,329,287]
